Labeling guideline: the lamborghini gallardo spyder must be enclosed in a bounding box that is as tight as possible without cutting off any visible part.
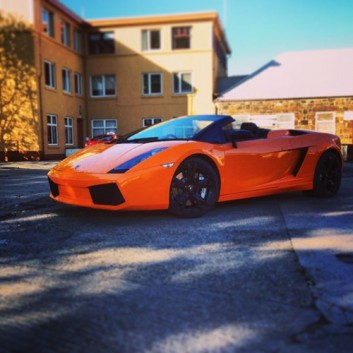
[48,115,343,218]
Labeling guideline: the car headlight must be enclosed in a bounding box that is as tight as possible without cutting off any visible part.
[109,147,168,173]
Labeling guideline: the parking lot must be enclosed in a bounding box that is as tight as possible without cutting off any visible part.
[0,161,353,353]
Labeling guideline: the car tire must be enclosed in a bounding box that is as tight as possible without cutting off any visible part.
[310,150,341,197]
[169,157,220,218]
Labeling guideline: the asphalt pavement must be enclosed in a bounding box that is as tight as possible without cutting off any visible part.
[0,160,353,352]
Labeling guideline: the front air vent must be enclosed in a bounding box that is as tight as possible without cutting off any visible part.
[89,183,125,206]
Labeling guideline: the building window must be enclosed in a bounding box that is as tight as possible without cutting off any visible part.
[88,32,115,55]
[343,111,353,121]
[74,28,82,52]
[47,114,58,145]
[143,117,162,127]
[142,29,161,51]
[232,114,295,130]
[173,72,192,94]
[61,20,71,47]
[90,75,116,97]
[65,117,74,145]
[74,72,83,96]
[315,112,336,134]
[275,113,295,129]
[44,61,56,88]
[91,119,117,136]
[62,68,71,93]
[143,73,162,95]
[172,27,191,49]
[42,8,54,37]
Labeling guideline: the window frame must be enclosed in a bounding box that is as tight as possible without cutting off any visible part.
[315,112,336,134]
[42,8,54,38]
[275,113,295,129]
[173,72,193,94]
[74,72,83,96]
[90,74,116,97]
[64,117,74,146]
[142,72,163,96]
[62,67,72,93]
[142,117,163,127]
[142,29,161,51]
[61,20,71,47]
[44,60,56,88]
[91,119,118,137]
[88,31,115,55]
[172,26,191,50]
[47,114,58,146]
[343,111,353,121]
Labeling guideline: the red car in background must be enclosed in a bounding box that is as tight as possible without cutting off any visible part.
[85,133,118,147]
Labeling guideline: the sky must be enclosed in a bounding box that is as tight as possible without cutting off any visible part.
[60,0,353,76]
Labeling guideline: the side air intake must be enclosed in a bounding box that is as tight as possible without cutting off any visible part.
[48,178,59,197]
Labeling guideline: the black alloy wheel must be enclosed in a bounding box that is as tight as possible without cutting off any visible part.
[311,151,342,197]
[169,157,220,218]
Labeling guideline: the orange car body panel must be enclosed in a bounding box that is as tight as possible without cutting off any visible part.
[49,140,223,211]
[48,127,342,211]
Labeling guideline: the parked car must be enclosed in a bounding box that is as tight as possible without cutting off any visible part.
[85,133,118,147]
[49,114,343,218]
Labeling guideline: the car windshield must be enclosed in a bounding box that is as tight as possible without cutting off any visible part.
[126,115,223,143]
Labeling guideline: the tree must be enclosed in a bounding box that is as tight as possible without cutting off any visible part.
[0,12,39,161]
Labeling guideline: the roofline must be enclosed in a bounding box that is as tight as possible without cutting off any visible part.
[46,0,86,24]
[216,95,353,103]
[89,11,218,27]
[88,11,231,54]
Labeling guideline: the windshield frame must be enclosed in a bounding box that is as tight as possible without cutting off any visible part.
[124,115,234,143]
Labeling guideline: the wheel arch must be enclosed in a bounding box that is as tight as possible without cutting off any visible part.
[182,153,221,184]
[169,153,221,217]
[309,147,343,198]
[320,147,343,169]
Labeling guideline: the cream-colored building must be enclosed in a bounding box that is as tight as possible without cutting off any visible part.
[0,0,230,160]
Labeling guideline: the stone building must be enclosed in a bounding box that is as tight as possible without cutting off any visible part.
[215,48,353,160]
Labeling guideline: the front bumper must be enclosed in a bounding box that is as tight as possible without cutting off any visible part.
[47,165,173,211]
[49,177,125,206]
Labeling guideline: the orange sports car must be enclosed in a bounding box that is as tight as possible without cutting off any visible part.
[48,115,343,218]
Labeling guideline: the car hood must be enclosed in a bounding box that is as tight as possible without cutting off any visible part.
[52,140,186,174]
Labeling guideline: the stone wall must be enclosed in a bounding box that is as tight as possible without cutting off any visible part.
[215,97,353,145]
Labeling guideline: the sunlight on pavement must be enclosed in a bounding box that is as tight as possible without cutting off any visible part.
[292,234,353,251]
[0,266,45,297]
[0,213,58,225]
[148,324,255,353]
[258,233,353,252]
[1,306,74,328]
[325,211,353,217]
[214,215,278,230]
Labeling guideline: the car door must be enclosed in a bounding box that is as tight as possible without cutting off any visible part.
[223,135,297,196]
